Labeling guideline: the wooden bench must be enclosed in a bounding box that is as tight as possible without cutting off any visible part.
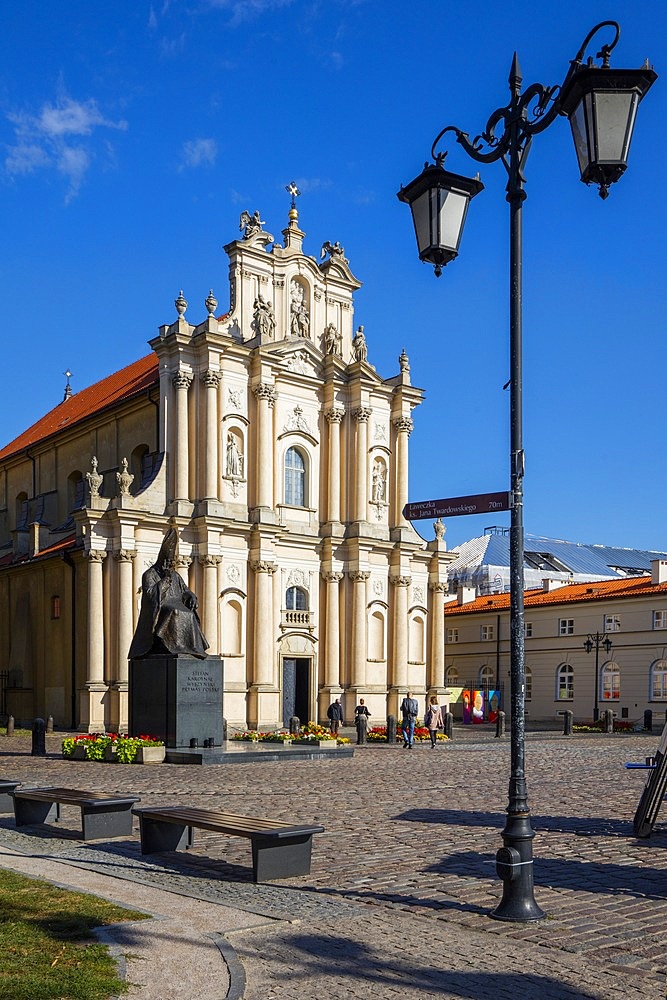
[133,806,324,882]
[12,787,140,841]
[0,780,21,813]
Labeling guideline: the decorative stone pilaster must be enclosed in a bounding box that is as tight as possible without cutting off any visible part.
[322,571,344,689]
[174,555,192,586]
[252,383,276,511]
[250,559,277,686]
[172,371,192,502]
[349,570,370,689]
[200,370,221,500]
[390,574,411,690]
[81,549,107,733]
[393,415,414,528]
[325,407,345,522]
[428,581,447,691]
[199,554,222,653]
[352,406,372,522]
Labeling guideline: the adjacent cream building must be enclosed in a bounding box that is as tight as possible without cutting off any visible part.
[0,204,454,733]
[443,562,667,724]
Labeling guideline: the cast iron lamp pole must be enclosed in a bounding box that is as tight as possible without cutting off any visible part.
[398,21,655,923]
[584,631,613,722]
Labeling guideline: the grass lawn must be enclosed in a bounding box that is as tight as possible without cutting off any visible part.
[0,867,148,1000]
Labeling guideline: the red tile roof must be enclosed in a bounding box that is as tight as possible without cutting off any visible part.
[444,575,667,615]
[0,533,77,568]
[0,355,158,463]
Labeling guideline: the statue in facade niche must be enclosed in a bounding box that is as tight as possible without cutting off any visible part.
[372,460,386,503]
[225,433,243,478]
[128,528,208,660]
[290,283,310,338]
[253,295,275,339]
[352,325,367,362]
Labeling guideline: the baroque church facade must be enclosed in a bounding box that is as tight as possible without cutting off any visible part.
[0,203,454,733]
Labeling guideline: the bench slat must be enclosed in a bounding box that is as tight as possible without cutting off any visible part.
[14,787,140,807]
[133,806,323,839]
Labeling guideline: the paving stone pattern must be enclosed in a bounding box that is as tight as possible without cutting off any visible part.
[1,730,666,999]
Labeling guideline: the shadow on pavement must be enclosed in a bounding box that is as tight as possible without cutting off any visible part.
[397,807,637,838]
[261,929,607,998]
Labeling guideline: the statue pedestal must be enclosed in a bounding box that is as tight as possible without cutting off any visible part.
[129,655,224,748]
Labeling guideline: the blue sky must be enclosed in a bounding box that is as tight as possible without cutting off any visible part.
[2,1,665,552]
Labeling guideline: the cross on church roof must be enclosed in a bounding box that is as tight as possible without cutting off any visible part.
[285,181,301,209]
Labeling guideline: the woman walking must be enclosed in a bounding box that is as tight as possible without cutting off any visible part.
[425,696,443,748]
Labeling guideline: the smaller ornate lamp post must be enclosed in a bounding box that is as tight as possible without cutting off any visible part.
[584,632,613,722]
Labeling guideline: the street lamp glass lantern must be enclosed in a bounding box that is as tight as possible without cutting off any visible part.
[397,161,484,276]
[560,64,657,198]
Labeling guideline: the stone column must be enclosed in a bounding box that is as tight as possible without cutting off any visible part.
[349,571,370,689]
[393,416,414,528]
[429,581,447,691]
[390,574,411,690]
[323,571,343,688]
[325,407,344,523]
[352,407,372,521]
[174,554,192,587]
[252,384,276,511]
[200,370,220,500]
[81,549,107,732]
[199,555,222,653]
[114,549,135,733]
[115,550,136,683]
[173,372,192,502]
[250,560,277,685]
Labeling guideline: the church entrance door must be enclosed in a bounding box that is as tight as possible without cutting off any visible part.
[282,657,310,728]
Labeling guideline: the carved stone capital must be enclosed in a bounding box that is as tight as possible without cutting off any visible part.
[349,570,370,583]
[174,555,192,570]
[253,383,277,407]
[393,416,414,435]
[199,554,222,569]
[250,559,277,575]
[172,371,193,391]
[85,549,107,563]
[200,369,221,389]
[114,549,136,563]
[322,571,344,584]
[390,574,412,588]
[352,406,372,423]
[325,406,345,425]
[429,581,448,593]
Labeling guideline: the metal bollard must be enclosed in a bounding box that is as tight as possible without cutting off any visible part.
[563,710,573,736]
[386,714,397,745]
[603,709,614,733]
[46,715,54,734]
[495,710,506,737]
[6,715,14,737]
[444,711,453,740]
[31,718,47,757]
[289,715,301,736]
[644,709,653,733]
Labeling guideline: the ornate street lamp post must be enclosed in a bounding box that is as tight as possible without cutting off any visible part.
[584,631,613,722]
[398,21,655,923]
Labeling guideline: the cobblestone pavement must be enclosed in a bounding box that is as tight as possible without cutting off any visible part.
[1,728,666,999]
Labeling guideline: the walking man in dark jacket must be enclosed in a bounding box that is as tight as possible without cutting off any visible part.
[327,698,344,735]
[400,691,419,748]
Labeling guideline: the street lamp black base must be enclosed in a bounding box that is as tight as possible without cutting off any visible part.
[489,813,546,923]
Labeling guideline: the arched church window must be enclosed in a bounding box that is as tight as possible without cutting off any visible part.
[285,447,306,507]
[286,586,308,611]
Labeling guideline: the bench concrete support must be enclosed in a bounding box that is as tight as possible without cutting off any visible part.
[0,781,21,814]
[252,833,314,881]
[80,802,136,840]
[13,797,58,827]
[137,815,190,853]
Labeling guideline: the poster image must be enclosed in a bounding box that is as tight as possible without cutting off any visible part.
[487,690,500,723]
[462,689,472,725]
[472,690,485,723]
